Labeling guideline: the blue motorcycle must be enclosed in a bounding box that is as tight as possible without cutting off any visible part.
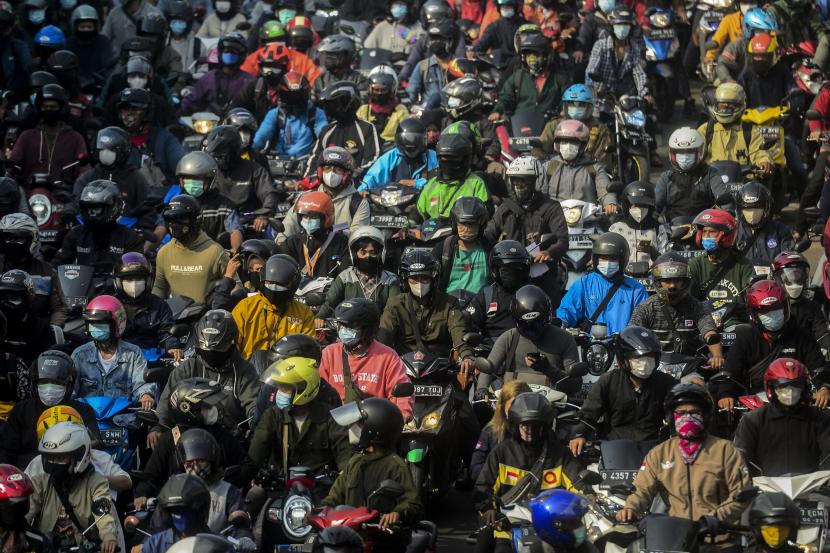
[77,396,140,470]
[643,7,680,122]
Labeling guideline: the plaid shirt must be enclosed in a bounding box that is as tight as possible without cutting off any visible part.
[585,35,649,101]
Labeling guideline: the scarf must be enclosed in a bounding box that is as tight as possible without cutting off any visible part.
[674,412,705,465]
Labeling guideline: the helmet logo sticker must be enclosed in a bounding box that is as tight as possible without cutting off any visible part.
[760,297,777,306]
[413,351,424,361]
[522,312,540,320]
[410,263,425,270]
[767,238,778,249]
[202,328,220,335]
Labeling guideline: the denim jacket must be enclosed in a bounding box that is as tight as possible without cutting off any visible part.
[71,340,154,401]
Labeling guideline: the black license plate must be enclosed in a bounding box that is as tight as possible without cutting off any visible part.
[720,332,736,347]
[600,469,639,483]
[647,28,675,40]
[415,385,443,397]
[799,501,826,525]
[370,215,408,228]
[569,237,593,250]
[100,428,124,446]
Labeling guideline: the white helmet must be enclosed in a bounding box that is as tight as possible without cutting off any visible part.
[348,225,385,264]
[38,421,92,476]
[668,127,705,172]
[0,213,40,255]
[506,155,545,204]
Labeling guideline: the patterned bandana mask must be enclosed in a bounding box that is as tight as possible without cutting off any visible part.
[674,412,705,464]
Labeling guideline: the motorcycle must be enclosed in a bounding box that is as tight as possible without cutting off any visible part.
[266,154,309,182]
[77,396,140,470]
[399,217,453,256]
[27,173,74,260]
[178,112,220,152]
[696,0,731,81]
[495,112,545,169]
[568,327,617,402]
[643,7,681,122]
[560,199,605,291]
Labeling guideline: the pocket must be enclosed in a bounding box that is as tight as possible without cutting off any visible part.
[80,377,98,394]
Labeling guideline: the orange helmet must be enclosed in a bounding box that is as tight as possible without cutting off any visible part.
[37,405,83,440]
[295,191,334,229]
[258,43,290,69]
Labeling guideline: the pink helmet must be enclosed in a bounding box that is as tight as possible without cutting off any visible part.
[553,119,590,142]
[84,295,128,338]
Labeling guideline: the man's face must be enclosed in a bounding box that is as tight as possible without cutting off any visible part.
[701,227,720,239]
[355,243,378,259]
[77,21,95,33]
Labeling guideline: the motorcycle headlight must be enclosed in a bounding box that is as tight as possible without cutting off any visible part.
[381,188,402,206]
[564,207,583,225]
[281,494,313,540]
[645,48,657,61]
[193,118,218,134]
[649,12,671,28]
[28,194,51,226]
[404,418,418,431]
[422,409,443,430]
[624,109,647,129]
[712,0,731,9]
[668,37,680,57]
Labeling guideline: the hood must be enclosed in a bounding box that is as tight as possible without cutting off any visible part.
[173,231,213,250]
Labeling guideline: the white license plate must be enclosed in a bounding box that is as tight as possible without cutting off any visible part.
[647,28,675,40]
[599,469,639,482]
[370,215,408,228]
[569,237,593,250]
[415,385,443,397]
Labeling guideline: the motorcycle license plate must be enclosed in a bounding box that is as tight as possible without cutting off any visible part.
[415,385,443,397]
[720,332,736,347]
[759,125,780,141]
[569,236,593,250]
[276,202,292,215]
[370,215,409,228]
[675,250,704,259]
[799,501,826,525]
[599,469,639,483]
[647,28,675,40]
[100,428,125,447]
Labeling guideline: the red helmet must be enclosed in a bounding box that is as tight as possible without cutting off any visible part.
[0,464,33,502]
[764,357,811,404]
[772,251,810,299]
[746,280,790,325]
[693,209,737,250]
[295,191,334,229]
[84,294,128,338]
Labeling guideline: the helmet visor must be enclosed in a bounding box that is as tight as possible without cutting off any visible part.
[330,401,362,427]
[760,525,790,548]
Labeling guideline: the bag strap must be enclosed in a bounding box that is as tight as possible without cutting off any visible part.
[498,441,548,506]
[52,476,90,539]
[282,420,290,477]
[340,347,362,400]
[700,232,759,296]
[503,329,522,377]
[657,299,682,349]
[405,295,428,351]
[586,281,623,327]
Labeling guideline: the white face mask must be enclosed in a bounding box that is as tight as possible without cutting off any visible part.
[239,130,251,148]
[628,357,656,379]
[322,171,344,189]
[202,405,219,425]
[629,206,645,223]
[775,385,802,407]
[410,281,431,298]
[127,76,148,90]
[99,149,118,166]
[500,6,515,17]
[784,284,804,299]
[559,142,580,161]
[37,383,66,406]
[674,152,698,171]
[122,279,146,298]
[348,424,362,445]
[215,0,231,12]
[741,208,765,226]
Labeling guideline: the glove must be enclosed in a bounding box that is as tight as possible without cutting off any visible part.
[235,537,256,552]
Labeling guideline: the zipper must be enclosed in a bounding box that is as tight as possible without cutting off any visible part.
[686,463,694,521]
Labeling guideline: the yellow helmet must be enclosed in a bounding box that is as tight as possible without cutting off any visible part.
[711,82,746,124]
[261,356,321,406]
[36,405,83,440]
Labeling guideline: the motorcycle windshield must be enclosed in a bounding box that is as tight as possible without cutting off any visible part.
[510,112,544,138]
[330,402,363,427]
[600,440,649,470]
[78,396,133,420]
[642,515,699,553]
[754,470,830,498]
[57,265,94,304]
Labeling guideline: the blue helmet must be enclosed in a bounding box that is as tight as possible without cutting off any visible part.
[562,83,593,104]
[743,8,777,38]
[34,25,66,47]
[530,490,589,548]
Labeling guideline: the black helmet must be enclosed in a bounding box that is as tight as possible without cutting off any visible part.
[622,181,655,221]
[117,87,151,111]
[420,0,453,27]
[272,333,322,364]
[238,239,278,272]
[222,107,258,133]
[0,269,35,302]
[163,0,194,21]
[29,70,57,90]
[510,285,553,341]
[489,240,531,291]
[45,50,79,73]
[333,298,380,350]
[113,252,154,303]
[195,309,237,353]
[736,181,771,229]
[331,397,404,449]
[450,196,487,237]
[158,473,211,515]
[138,11,167,40]
[608,6,635,24]
[616,326,661,378]
[313,526,364,553]
[287,21,314,52]
[443,77,483,119]
[427,17,457,41]
[592,232,629,268]
[203,125,242,172]
[168,377,225,425]
[518,31,549,55]
[262,254,301,306]
[395,117,426,159]
[651,252,691,303]
[748,492,800,546]
[320,80,360,121]
[37,83,67,106]
[218,32,247,57]
[175,428,224,482]
[176,151,219,198]
[399,249,440,292]
[436,133,472,181]
[79,180,123,226]
[95,126,131,166]
[163,194,202,244]
[367,69,397,105]
[317,33,356,55]
[508,392,554,427]
[36,350,74,385]
[664,383,714,425]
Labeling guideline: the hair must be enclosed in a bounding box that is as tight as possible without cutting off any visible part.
[487,380,532,442]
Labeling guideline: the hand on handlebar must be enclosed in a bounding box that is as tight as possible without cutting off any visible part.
[603,204,619,215]
[252,216,269,232]
[139,394,155,410]
[147,430,161,449]
[488,112,502,122]
[169,349,183,362]
[134,496,147,510]
[616,508,637,523]
[235,537,257,552]
[710,355,724,370]
[756,160,774,175]
[816,387,830,409]
[379,512,400,530]
[480,509,498,527]
[101,540,118,553]
[718,397,735,412]
[569,437,586,457]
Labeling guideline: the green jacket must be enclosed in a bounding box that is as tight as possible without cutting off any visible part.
[378,291,473,358]
[322,450,423,524]
[688,253,755,309]
[248,400,353,474]
[415,173,489,221]
[493,67,569,117]
[317,267,401,320]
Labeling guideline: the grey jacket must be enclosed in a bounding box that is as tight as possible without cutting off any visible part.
[540,154,615,206]
[101,0,162,52]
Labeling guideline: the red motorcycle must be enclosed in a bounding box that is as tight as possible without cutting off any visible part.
[27,173,73,260]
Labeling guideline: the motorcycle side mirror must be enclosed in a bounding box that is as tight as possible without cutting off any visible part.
[143,365,171,385]
[376,479,405,498]
[736,486,761,502]
[796,237,811,253]
[578,470,603,486]
[331,255,342,264]
[135,409,159,426]
[76,152,89,165]
[269,218,285,234]
[568,362,589,379]
[92,498,111,517]
[228,510,252,529]
[235,21,251,31]
[462,332,483,347]
[224,465,241,480]
[474,357,495,374]
[708,370,734,384]
[704,40,719,51]
[806,109,823,121]
[305,292,325,307]
[123,515,140,533]
[170,323,190,338]
[670,226,690,242]
[391,382,414,397]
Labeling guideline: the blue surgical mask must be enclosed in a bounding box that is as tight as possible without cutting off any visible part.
[758,309,785,332]
[29,92,37,106]
[278,8,296,25]
[28,9,45,24]
[301,217,321,234]
[612,24,631,39]
[221,52,240,65]
[391,2,408,19]
[275,390,293,409]
[567,106,588,120]
[170,19,188,35]
[701,237,718,252]
[169,509,201,535]
[597,260,619,278]
[88,323,111,341]
[598,0,616,12]
[338,326,360,347]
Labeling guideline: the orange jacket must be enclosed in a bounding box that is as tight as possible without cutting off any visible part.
[241,45,322,83]
[706,11,743,60]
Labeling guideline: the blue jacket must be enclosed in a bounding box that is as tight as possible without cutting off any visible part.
[358,147,438,191]
[141,530,175,553]
[556,272,648,335]
[71,340,155,401]
[406,55,446,107]
[252,103,328,157]
[127,126,185,184]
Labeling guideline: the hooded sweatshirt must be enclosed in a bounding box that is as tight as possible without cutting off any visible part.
[152,232,229,304]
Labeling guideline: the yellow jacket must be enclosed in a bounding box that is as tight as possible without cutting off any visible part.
[231,293,316,360]
[706,12,743,60]
[697,120,772,166]
[356,103,410,142]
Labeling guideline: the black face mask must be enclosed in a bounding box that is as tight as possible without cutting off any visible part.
[0,502,28,531]
[439,157,468,181]
[76,29,96,43]
[40,109,61,125]
[212,152,234,172]
[1,239,31,265]
[263,289,293,308]
[355,255,381,275]
[498,265,529,292]
[247,271,262,292]
[43,459,71,480]
[197,348,232,370]
[168,222,198,245]
[428,39,450,58]
[0,296,26,315]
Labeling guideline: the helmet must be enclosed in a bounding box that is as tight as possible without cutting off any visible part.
[395,117,427,159]
[39,422,91,476]
[70,3,99,29]
[295,191,335,229]
[320,80,360,121]
[313,526,364,553]
[36,405,82,440]
[138,11,167,39]
[317,146,355,187]
[508,392,554,428]
[238,239,278,272]
[664,383,714,424]
[506,155,544,206]
[113,252,153,303]
[279,71,311,106]
[592,232,630,267]
[764,357,811,404]
[427,17,457,42]
[367,65,398,105]
[530,490,589,548]
[258,42,290,81]
[79,180,123,226]
[0,270,35,311]
[668,127,705,172]
[35,350,75,385]
[0,464,33,502]
[271,334,322,364]
[510,285,553,341]
[693,209,737,250]
[616,326,661,377]
[513,23,542,51]
[0,1,13,25]
[436,132,472,181]
[746,280,790,330]
[34,25,65,50]
[163,0,193,22]
[399,249,440,292]
[651,252,692,303]
[259,20,287,44]
[748,492,801,549]
[621,181,656,218]
[318,34,355,70]
[177,151,219,198]
[518,31,549,75]
[608,6,634,24]
[348,225,385,266]
[163,194,202,243]
[218,32,247,57]
[420,0,453,27]
[84,295,127,339]
[743,7,778,38]
[45,50,79,74]
[0,213,39,257]
[286,16,314,51]
[168,377,225,425]
[747,32,779,73]
[333,298,381,350]
[450,196,488,236]
[223,107,258,133]
[203,125,242,171]
[561,83,594,120]
[125,55,153,79]
[29,70,57,91]
[330,397,404,449]
[263,254,302,300]
[195,309,237,353]
[95,126,131,165]
[772,251,810,300]
[442,77,483,119]
[442,120,482,151]
[0,179,19,220]
[448,57,478,79]
[158,473,211,513]
[175,428,223,481]
[711,82,746,124]
[736,181,771,229]
[489,240,532,289]
[36,83,67,106]
[261,356,321,406]
[166,536,234,553]
[553,119,589,143]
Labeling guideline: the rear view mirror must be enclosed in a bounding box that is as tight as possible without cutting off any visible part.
[715,192,734,205]
[588,72,603,83]
[462,332,483,346]
[305,292,325,307]
[670,226,690,242]
[391,382,414,397]
[92,498,111,517]
[806,109,823,121]
[568,362,589,379]
[135,410,159,426]
[606,181,624,195]
[736,486,761,502]
[170,323,190,338]
[228,510,252,529]
[796,237,811,253]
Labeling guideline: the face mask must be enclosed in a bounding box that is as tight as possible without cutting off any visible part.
[741,208,765,226]
[278,8,296,25]
[347,424,362,446]
[88,323,111,341]
[613,24,631,40]
[761,525,790,549]
[170,19,188,35]
[168,222,197,244]
[758,309,785,332]
[122,279,146,299]
[513,184,534,205]
[775,385,802,407]
[221,52,240,65]
[60,0,77,9]
[597,260,619,278]
[37,383,66,406]
[28,9,45,24]
[567,106,588,120]
[215,1,231,12]
[183,179,205,197]
[784,284,803,299]
[354,256,380,275]
[674,152,698,172]
[701,237,718,252]
[99,149,118,167]
[573,526,587,547]
[201,405,219,425]
[2,241,31,264]
[127,76,148,90]
[628,356,656,379]
[499,266,527,292]
[500,6,515,17]
[457,227,478,242]
[197,348,232,370]
[170,509,202,534]
[338,326,360,348]
[391,2,408,19]
[29,92,38,106]
[239,130,251,149]
[674,412,705,440]
[301,217,321,234]
[524,52,545,75]
[275,390,293,409]
[43,459,71,479]
[410,281,431,298]
[428,40,449,58]
[629,206,645,223]
[322,171,344,189]
[185,462,212,481]
[40,109,61,124]
[598,0,615,12]
[559,142,580,161]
